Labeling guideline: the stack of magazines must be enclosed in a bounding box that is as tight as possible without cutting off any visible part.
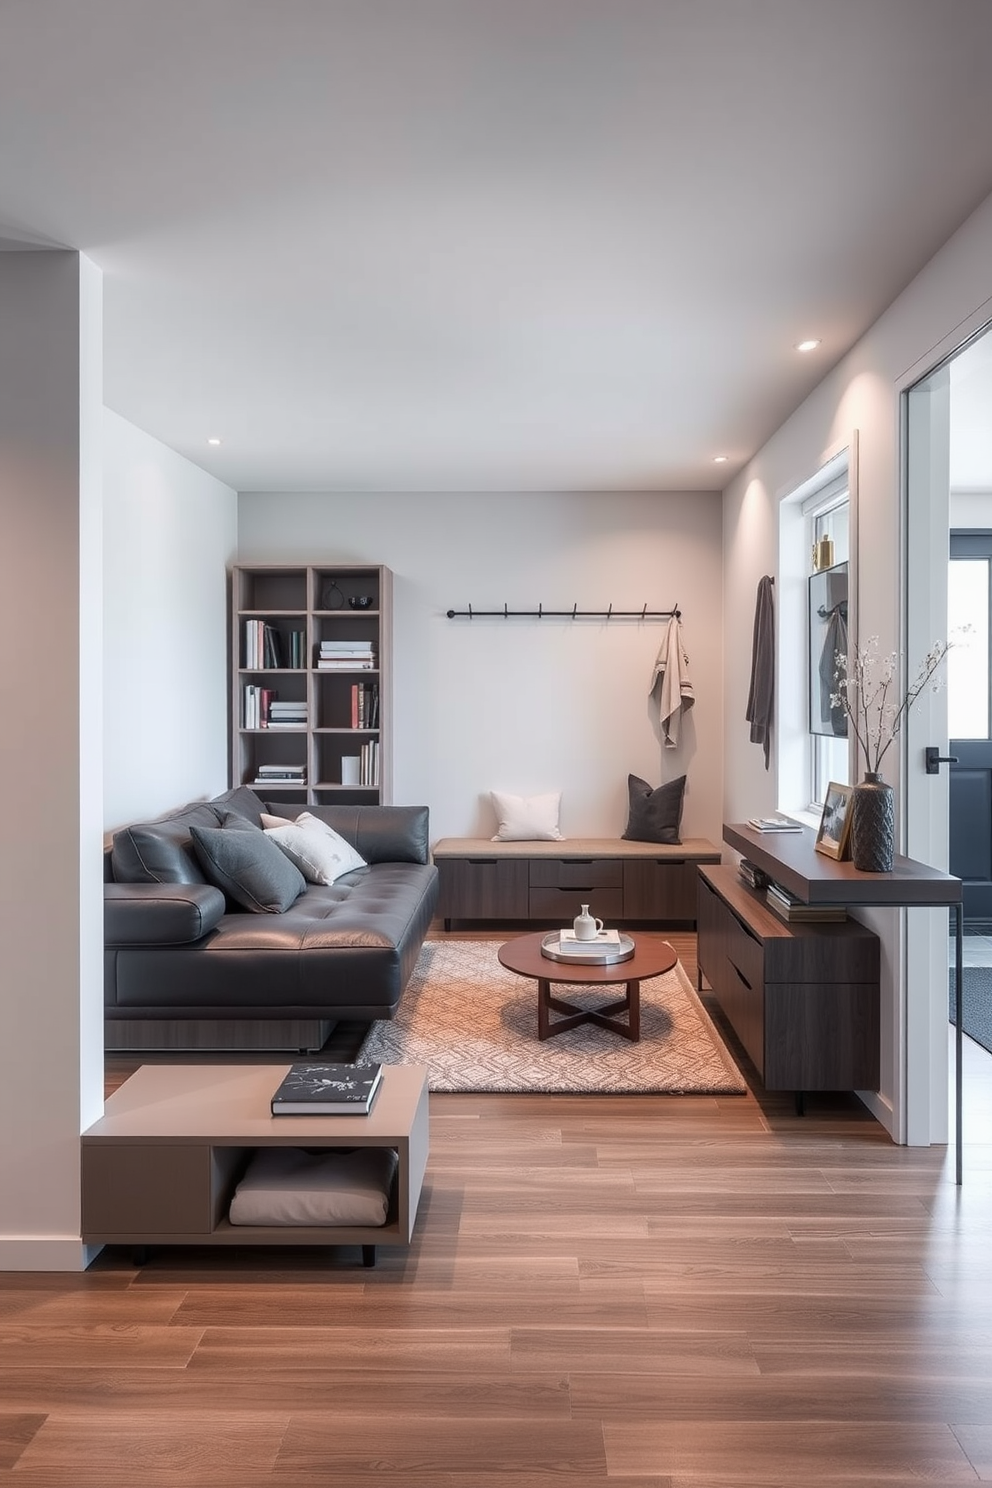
[766,883,847,923]
[738,858,769,891]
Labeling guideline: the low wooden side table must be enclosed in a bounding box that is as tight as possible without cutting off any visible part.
[81,1063,429,1265]
[497,930,677,1042]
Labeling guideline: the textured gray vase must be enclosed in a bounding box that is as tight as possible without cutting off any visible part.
[851,772,895,872]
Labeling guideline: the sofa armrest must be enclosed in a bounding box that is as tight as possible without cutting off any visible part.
[104,882,227,946]
[268,803,430,866]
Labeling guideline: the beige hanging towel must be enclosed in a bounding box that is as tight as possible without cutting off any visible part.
[650,616,695,747]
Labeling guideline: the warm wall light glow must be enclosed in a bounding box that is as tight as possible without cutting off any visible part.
[795,339,821,353]
[713,455,728,463]
[207,436,222,445]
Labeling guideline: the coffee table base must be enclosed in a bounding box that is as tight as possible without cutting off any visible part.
[538,977,641,1042]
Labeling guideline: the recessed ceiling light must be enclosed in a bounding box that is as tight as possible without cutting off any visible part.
[207,436,222,446]
[795,339,821,353]
[713,455,729,464]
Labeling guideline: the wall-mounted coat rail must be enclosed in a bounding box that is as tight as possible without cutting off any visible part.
[445,603,681,620]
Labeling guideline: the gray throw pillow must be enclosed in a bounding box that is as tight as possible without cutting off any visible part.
[189,824,306,913]
[622,773,686,845]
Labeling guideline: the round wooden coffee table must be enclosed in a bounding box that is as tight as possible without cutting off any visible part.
[497,930,678,1042]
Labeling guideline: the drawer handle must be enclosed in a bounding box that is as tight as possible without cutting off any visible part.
[564,859,594,865]
[656,859,686,866]
[467,858,497,865]
[730,961,752,991]
[729,907,762,946]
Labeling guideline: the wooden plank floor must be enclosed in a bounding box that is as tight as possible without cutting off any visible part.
[1,928,990,1485]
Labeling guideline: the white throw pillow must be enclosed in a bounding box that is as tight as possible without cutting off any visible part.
[264,820,367,884]
[229,1146,397,1227]
[490,790,564,842]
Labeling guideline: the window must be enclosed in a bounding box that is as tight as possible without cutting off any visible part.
[777,447,854,823]
[804,480,850,804]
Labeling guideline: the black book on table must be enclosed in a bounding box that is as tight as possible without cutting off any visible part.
[270,1062,383,1115]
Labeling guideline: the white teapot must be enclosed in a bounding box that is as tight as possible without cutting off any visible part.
[572,904,604,941]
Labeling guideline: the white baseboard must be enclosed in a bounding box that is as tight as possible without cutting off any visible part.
[0,1236,102,1271]
[858,1086,895,1139]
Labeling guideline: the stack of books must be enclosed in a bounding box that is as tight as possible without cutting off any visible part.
[738,858,770,891]
[317,641,376,670]
[252,762,306,787]
[267,700,308,729]
[555,927,622,957]
[766,882,847,923]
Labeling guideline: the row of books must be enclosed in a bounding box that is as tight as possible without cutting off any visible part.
[357,739,379,786]
[350,682,380,730]
[243,686,309,730]
[317,640,376,671]
[244,622,306,670]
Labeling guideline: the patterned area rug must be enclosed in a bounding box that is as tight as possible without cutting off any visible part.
[949,966,992,1056]
[356,939,746,1094]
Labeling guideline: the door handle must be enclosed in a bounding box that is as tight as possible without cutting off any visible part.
[925,746,960,774]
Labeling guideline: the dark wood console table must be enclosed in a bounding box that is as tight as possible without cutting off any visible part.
[723,823,965,1182]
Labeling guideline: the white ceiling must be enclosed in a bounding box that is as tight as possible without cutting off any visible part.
[3,1,992,493]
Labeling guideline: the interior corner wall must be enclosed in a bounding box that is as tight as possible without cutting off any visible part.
[237,491,724,847]
[721,185,992,1143]
[0,250,103,1268]
[103,410,238,832]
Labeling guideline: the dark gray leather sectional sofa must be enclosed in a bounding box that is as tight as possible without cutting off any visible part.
[103,786,438,1050]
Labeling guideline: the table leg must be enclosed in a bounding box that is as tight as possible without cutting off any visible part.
[537,977,641,1041]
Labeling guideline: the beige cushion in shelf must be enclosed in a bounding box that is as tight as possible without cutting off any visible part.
[228,1146,397,1227]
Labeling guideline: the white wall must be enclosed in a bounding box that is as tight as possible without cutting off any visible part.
[0,251,103,1268]
[238,491,724,847]
[722,187,992,1143]
[103,410,238,830]
[950,491,992,526]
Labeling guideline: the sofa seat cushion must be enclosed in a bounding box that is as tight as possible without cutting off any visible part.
[106,862,439,1019]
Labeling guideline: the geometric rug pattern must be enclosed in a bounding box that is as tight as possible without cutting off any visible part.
[356,939,746,1094]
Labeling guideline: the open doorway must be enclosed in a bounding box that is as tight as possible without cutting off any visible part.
[905,320,992,1145]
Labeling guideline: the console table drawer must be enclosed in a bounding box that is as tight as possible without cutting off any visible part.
[529,886,625,921]
[529,858,623,889]
[723,907,765,995]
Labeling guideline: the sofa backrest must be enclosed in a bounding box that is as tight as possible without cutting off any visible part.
[269,803,430,866]
[109,790,429,881]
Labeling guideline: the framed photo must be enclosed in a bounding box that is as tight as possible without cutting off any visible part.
[815,781,853,859]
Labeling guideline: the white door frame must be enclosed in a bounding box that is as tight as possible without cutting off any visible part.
[899,304,992,1146]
